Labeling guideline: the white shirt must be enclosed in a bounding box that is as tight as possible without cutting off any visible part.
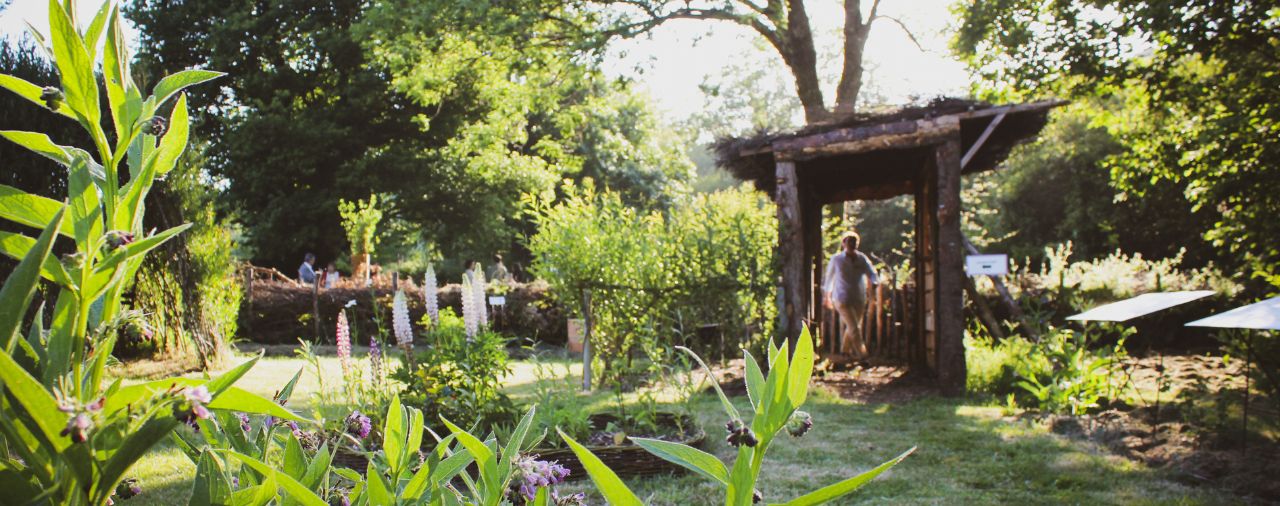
[823,250,879,305]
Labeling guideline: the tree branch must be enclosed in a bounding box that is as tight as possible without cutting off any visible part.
[870,14,925,52]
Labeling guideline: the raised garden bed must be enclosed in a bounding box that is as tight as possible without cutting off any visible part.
[332,412,705,479]
[534,412,705,480]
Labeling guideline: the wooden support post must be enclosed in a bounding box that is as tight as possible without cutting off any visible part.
[244,266,254,335]
[935,138,967,395]
[776,161,805,343]
[312,278,322,343]
[582,289,593,392]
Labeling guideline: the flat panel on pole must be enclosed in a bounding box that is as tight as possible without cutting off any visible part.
[1185,296,1280,330]
[1067,291,1215,322]
[965,254,1008,276]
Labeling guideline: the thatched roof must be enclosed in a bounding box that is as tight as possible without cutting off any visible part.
[715,98,1064,201]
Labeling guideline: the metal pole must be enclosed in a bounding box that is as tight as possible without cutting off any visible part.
[582,289,593,392]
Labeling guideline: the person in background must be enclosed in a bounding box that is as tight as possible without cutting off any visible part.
[487,253,512,283]
[324,262,340,288]
[822,232,879,360]
[298,253,317,285]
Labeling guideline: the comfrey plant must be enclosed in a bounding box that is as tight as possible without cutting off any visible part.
[0,2,295,504]
[560,328,914,505]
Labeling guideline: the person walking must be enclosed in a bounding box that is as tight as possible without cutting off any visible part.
[822,232,879,360]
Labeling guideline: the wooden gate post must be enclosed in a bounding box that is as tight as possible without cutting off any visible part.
[935,138,967,395]
[581,289,593,392]
[776,160,805,343]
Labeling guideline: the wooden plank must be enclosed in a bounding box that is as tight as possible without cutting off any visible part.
[776,161,805,343]
[934,137,967,396]
[774,116,960,161]
[961,112,1006,169]
[951,99,1066,121]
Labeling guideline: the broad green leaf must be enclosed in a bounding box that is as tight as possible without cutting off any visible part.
[226,451,326,506]
[429,444,474,485]
[67,153,103,253]
[0,184,75,237]
[383,396,405,476]
[442,417,497,494]
[533,486,549,506]
[788,327,815,409]
[103,8,131,142]
[105,380,303,422]
[0,73,77,120]
[150,70,223,110]
[364,460,393,505]
[0,346,68,451]
[190,450,234,506]
[81,0,111,62]
[41,289,78,385]
[0,232,74,287]
[96,417,180,502]
[0,206,63,350]
[675,345,740,420]
[151,93,189,177]
[282,433,307,481]
[557,429,642,506]
[206,354,261,396]
[744,350,766,413]
[401,458,434,500]
[0,131,72,166]
[499,405,536,476]
[301,443,331,491]
[48,0,100,127]
[89,223,192,293]
[631,437,728,485]
[779,447,915,506]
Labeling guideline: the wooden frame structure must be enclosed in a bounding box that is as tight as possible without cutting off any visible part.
[717,99,1063,393]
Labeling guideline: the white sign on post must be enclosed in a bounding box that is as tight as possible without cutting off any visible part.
[965,254,1008,276]
[488,296,506,306]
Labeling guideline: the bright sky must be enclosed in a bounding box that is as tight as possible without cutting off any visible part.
[2,0,971,123]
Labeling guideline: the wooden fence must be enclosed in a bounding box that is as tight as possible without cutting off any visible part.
[818,274,920,364]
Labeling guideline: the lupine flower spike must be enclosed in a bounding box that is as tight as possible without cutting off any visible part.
[471,265,487,328]
[423,265,439,327]
[392,290,413,349]
[336,310,352,374]
[461,274,478,340]
[369,337,383,386]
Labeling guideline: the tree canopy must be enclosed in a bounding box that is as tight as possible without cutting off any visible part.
[127,0,692,273]
[954,0,1280,290]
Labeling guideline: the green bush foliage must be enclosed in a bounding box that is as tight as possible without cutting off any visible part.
[127,142,241,363]
[391,308,517,432]
[0,3,297,503]
[527,182,777,384]
[966,328,1129,415]
[339,194,384,258]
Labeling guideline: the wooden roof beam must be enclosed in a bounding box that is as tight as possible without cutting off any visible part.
[961,112,1006,169]
[773,116,959,162]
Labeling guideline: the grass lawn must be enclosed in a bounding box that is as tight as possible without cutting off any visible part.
[118,351,1233,505]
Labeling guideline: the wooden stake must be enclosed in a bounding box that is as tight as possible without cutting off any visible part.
[582,289,593,392]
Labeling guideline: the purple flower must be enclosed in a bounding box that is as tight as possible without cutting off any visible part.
[336,310,352,373]
[369,337,383,382]
[345,411,372,439]
[61,413,93,443]
[236,412,252,432]
[512,455,571,501]
[184,386,212,404]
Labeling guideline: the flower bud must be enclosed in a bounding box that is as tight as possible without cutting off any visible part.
[142,115,167,136]
[786,410,814,438]
[40,86,64,111]
[104,230,136,250]
[116,478,142,499]
[753,489,763,504]
[61,413,93,443]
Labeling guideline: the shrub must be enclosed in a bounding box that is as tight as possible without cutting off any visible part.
[391,308,518,431]
[339,193,384,258]
[967,326,1129,415]
[527,181,776,385]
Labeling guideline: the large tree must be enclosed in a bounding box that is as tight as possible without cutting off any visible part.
[954,0,1280,290]
[128,0,692,273]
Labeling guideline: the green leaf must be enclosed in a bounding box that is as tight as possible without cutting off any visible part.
[788,326,815,409]
[282,432,307,481]
[81,0,112,62]
[364,460,393,505]
[0,348,68,452]
[442,417,497,495]
[779,447,915,506]
[151,93,189,177]
[429,444,474,486]
[301,443,332,491]
[67,153,103,253]
[0,131,72,166]
[150,70,224,110]
[274,367,305,406]
[499,404,536,478]
[630,437,728,486]
[0,73,77,120]
[190,450,233,506]
[105,380,304,422]
[0,231,75,287]
[533,486,549,506]
[103,8,132,142]
[0,184,75,237]
[675,345,740,421]
[401,458,434,500]
[744,350,766,413]
[96,417,180,503]
[48,0,100,127]
[225,451,327,506]
[557,429,642,506]
[383,395,405,476]
[0,205,63,350]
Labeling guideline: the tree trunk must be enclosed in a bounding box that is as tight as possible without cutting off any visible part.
[783,0,829,123]
[834,0,872,115]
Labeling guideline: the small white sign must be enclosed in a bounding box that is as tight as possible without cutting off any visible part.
[488,296,506,306]
[965,254,1008,276]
